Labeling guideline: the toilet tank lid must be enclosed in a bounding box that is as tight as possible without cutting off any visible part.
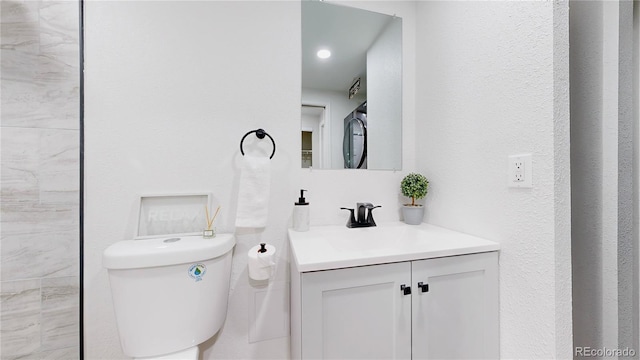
[103,234,235,270]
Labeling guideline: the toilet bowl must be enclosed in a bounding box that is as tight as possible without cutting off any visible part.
[103,234,235,359]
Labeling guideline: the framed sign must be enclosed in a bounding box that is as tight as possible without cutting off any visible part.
[135,193,212,239]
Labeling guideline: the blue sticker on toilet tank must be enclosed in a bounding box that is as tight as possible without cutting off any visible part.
[188,263,207,282]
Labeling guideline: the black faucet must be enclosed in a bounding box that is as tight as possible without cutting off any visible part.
[340,203,381,228]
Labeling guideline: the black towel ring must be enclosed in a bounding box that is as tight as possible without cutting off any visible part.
[240,128,276,159]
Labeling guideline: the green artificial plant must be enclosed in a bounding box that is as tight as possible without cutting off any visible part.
[401,173,429,206]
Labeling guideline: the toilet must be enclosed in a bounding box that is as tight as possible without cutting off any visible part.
[103,233,236,359]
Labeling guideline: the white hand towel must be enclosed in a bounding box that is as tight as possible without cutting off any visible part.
[235,155,271,228]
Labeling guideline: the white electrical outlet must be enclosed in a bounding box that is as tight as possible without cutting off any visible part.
[508,154,532,188]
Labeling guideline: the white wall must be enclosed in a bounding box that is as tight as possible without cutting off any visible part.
[570,0,638,353]
[367,18,402,170]
[615,1,637,350]
[636,1,640,352]
[569,1,605,350]
[415,1,572,358]
[84,1,416,359]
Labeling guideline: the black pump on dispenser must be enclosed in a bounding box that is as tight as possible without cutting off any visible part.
[293,189,310,231]
[295,189,309,206]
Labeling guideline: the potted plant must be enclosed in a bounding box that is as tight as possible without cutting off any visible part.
[400,173,429,225]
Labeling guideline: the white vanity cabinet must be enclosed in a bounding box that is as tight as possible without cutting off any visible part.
[298,261,413,360]
[411,252,499,359]
[289,223,500,360]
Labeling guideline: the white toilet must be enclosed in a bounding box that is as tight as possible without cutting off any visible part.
[103,234,236,359]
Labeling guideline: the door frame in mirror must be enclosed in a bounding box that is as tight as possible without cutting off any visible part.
[301,103,332,169]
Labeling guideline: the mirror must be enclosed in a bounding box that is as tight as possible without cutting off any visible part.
[301,1,402,170]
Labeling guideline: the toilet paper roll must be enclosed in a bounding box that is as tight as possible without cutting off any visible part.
[248,243,276,281]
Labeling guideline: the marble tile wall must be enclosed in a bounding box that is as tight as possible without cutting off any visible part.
[1,1,80,359]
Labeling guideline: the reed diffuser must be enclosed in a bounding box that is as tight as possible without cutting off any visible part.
[203,205,220,238]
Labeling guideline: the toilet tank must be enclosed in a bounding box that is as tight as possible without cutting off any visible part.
[103,234,235,358]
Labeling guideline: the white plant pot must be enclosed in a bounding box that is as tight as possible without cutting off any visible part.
[402,205,424,225]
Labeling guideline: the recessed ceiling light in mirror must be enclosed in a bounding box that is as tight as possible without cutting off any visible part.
[317,49,331,59]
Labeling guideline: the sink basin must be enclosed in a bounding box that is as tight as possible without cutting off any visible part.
[319,225,420,251]
[288,222,500,272]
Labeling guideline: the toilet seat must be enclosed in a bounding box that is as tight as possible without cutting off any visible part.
[134,346,198,360]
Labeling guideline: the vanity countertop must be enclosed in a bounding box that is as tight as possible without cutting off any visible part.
[288,222,500,272]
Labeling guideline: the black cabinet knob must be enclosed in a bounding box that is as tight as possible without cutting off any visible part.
[400,284,412,295]
[417,282,429,293]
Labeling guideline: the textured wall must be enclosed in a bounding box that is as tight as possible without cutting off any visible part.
[415,1,572,358]
[553,2,572,355]
[570,1,639,354]
[0,1,80,359]
[615,0,637,352]
[83,1,416,359]
[569,1,605,351]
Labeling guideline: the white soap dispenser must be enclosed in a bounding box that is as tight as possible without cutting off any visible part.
[293,189,310,232]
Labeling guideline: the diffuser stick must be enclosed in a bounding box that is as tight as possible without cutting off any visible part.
[205,205,221,230]
[210,206,220,228]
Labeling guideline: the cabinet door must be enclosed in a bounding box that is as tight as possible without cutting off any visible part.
[411,252,499,360]
[301,262,412,360]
